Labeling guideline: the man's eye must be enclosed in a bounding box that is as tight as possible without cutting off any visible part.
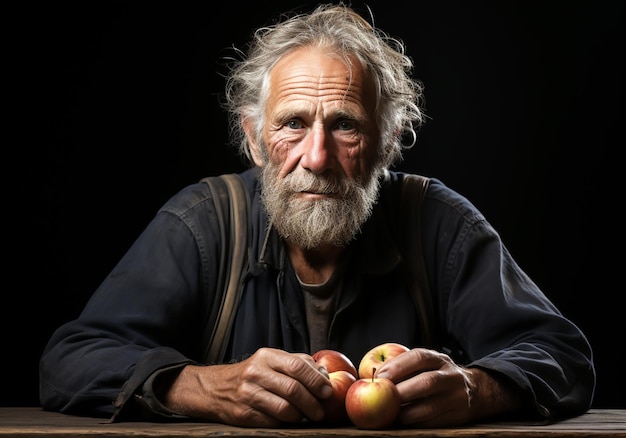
[286,120,302,129]
[337,120,355,131]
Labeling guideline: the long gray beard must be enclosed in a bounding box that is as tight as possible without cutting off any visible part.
[260,164,383,249]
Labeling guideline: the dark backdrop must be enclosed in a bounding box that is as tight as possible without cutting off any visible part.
[5,1,624,409]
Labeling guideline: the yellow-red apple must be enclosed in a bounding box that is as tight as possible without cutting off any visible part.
[345,375,401,429]
[319,370,357,424]
[313,349,358,378]
[358,342,410,378]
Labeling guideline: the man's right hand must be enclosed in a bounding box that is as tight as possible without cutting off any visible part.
[162,347,333,427]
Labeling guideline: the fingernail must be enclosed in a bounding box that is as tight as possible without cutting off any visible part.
[321,384,333,398]
[318,365,329,378]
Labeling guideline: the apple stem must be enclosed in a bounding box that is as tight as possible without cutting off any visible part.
[372,367,376,382]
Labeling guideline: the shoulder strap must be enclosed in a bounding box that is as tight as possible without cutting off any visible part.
[399,174,436,347]
[200,174,249,364]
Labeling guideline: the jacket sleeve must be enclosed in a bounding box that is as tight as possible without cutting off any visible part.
[39,192,216,420]
[428,189,595,419]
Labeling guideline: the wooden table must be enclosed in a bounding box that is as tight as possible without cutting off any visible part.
[0,407,624,437]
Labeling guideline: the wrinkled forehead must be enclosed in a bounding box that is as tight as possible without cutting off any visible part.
[267,46,376,108]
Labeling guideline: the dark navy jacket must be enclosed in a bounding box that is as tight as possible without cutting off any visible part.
[39,168,595,421]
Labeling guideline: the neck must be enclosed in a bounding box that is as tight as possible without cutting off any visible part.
[286,242,346,285]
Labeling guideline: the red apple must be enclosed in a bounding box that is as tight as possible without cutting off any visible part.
[345,374,401,429]
[358,342,410,378]
[319,370,357,424]
[313,349,358,378]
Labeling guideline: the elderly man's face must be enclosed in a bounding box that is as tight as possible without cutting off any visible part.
[252,46,384,248]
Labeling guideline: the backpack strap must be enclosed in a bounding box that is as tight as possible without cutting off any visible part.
[398,173,436,346]
[200,174,249,364]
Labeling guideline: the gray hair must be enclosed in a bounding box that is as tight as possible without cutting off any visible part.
[222,3,425,168]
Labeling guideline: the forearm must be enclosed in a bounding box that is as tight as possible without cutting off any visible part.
[467,343,595,419]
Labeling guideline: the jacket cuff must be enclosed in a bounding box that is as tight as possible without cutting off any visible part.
[111,347,197,422]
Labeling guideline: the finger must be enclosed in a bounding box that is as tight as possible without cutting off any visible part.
[274,352,333,399]
[395,368,448,401]
[229,356,305,424]
[397,368,474,428]
[395,357,470,402]
[293,353,330,379]
[377,348,450,382]
[255,350,331,421]
[395,365,474,425]
[397,393,469,427]
[225,391,286,428]
[243,378,310,424]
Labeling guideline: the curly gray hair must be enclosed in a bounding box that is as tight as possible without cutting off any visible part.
[222,3,425,169]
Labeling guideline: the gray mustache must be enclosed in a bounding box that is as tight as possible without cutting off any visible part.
[286,174,351,196]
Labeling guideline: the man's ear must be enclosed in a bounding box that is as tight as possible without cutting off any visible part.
[242,116,265,167]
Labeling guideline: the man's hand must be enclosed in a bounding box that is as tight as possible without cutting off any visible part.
[162,348,333,427]
[376,348,525,427]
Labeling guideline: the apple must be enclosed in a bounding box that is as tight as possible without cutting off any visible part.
[358,342,410,378]
[345,373,401,429]
[319,370,357,424]
[313,349,358,378]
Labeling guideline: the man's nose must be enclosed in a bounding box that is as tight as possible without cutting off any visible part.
[299,128,334,174]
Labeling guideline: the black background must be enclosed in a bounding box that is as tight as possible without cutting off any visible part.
[5,1,625,409]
